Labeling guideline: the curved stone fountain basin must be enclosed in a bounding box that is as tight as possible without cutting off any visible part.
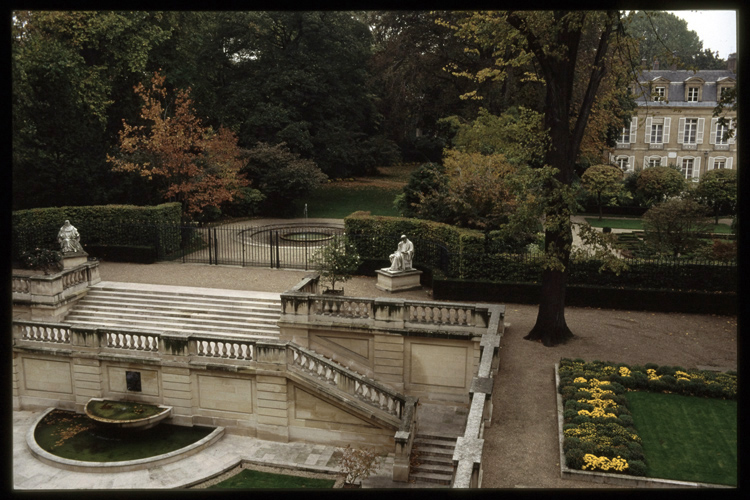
[27,407,225,473]
[84,398,173,430]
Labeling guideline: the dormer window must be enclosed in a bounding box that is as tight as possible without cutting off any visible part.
[653,86,666,101]
[687,87,699,102]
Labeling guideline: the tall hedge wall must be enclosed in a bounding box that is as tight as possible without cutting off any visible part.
[344,211,484,273]
[12,203,182,260]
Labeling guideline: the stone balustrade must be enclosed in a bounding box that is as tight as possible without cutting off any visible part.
[289,344,405,420]
[12,319,405,428]
[281,292,491,336]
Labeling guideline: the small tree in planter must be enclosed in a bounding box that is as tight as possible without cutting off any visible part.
[311,235,361,294]
[338,445,381,487]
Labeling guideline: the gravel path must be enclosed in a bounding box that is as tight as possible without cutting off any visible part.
[97,261,737,489]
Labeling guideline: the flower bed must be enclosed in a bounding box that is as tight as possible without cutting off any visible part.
[558,358,737,478]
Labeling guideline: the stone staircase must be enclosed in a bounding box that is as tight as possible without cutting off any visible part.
[409,433,457,486]
[63,282,282,339]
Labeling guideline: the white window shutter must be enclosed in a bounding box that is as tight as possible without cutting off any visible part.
[677,117,685,144]
[662,156,667,166]
[645,117,652,144]
[676,157,682,170]
[729,119,736,144]
[697,118,705,143]
[708,157,715,170]
[630,117,638,144]
[694,157,701,179]
[709,118,718,145]
[727,157,733,169]
[643,157,649,169]
[663,117,671,144]
[629,156,635,172]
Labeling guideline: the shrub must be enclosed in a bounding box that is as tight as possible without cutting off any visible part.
[628,460,648,477]
[20,248,62,274]
[338,445,381,485]
[565,448,586,470]
[310,236,361,292]
[618,414,634,427]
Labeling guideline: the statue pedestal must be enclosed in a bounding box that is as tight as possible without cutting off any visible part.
[61,251,89,270]
[375,269,423,293]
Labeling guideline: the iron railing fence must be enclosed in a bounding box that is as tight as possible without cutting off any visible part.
[12,221,736,291]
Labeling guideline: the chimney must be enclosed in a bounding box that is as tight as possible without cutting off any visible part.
[669,51,678,71]
[641,58,647,70]
[727,53,736,73]
[653,58,660,70]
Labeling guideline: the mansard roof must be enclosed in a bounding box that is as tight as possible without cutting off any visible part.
[635,69,736,106]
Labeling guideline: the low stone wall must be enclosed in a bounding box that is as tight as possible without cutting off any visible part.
[12,261,101,322]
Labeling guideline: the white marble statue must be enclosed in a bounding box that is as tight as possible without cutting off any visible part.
[58,220,84,253]
[388,234,414,272]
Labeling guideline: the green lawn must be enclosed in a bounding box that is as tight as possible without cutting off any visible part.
[625,391,737,486]
[585,217,732,234]
[294,185,402,219]
[208,469,336,489]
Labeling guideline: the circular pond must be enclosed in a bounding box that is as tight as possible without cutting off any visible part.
[279,232,335,243]
[28,408,223,472]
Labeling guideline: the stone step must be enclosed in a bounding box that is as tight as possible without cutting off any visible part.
[66,303,279,327]
[408,471,452,486]
[65,283,282,338]
[62,318,278,340]
[411,452,454,467]
[85,289,281,309]
[414,436,457,449]
[64,313,280,335]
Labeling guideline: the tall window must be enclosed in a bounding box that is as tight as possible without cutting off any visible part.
[653,86,666,101]
[714,159,726,169]
[687,87,699,102]
[715,122,730,145]
[618,127,630,144]
[650,123,663,143]
[683,119,698,144]
[648,157,661,167]
[616,157,629,170]
[682,158,694,179]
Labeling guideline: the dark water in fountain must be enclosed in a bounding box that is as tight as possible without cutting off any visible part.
[35,410,214,462]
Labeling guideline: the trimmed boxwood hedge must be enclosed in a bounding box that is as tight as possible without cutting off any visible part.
[12,203,182,261]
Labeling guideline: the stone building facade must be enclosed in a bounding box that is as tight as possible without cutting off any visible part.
[610,54,737,182]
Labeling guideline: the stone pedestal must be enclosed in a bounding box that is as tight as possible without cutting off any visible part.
[375,268,423,292]
[61,251,89,270]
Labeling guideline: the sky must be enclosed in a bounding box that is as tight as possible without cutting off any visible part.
[668,10,737,58]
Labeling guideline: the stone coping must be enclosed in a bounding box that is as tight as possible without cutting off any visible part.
[554,364,734,489]
[27,407,225,473]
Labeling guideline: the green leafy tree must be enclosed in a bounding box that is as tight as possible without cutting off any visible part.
[12,11,172,209]
[635,166,686,206]
[240,142,327,216]
[446,107,547,167]
[626,11,707,69]
[394,163,452,222]
[311,236,362,293]
[642,198,713,257]
[443,11,634,345]
[580,165,631,220]
[694,168,737,224]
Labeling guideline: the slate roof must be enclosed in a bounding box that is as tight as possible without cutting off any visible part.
[635,69,736,106]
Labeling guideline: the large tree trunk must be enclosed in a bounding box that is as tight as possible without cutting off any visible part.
[524,219,575,346]
[524,267,574,346]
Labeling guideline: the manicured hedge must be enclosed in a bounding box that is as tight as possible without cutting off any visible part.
[432,280,736,315]
[12,203,182,261]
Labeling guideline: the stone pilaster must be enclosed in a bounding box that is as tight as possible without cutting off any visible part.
[255,375,289,442]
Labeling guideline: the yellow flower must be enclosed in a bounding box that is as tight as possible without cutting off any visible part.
[619,366,631,377]
[574,377,588,384]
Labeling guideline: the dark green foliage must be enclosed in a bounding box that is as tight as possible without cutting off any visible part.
[20,248,62,273]
[12,203,182,261]
[85,245,156,264]
[565,448,586,470]
[627,460,647,477]
[618,414,634,427]
[395,163,450,220]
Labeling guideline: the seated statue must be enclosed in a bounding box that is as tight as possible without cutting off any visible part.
[58,220,84,253]
[388,235,414,272]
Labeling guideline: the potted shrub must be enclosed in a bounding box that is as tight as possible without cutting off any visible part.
[20,248,62,275]
[311,235,361,295]
[338,445,381,488]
